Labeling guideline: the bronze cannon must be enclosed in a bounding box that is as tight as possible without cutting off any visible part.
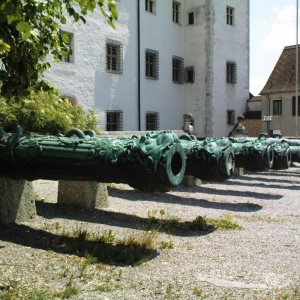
[0,124,186,192]
[179,135,235,181]
[228,137,291,170]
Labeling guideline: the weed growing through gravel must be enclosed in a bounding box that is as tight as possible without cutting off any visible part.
[147,209,181,230]
[54,274,79,299]
[59,224,157,266]
[236,214,283,223]
[270,284,300,300]
[164,283,182,299]
[0,284,54,300]
[193,287,208,298]
[189,214,243,231]
[160,241,174,249]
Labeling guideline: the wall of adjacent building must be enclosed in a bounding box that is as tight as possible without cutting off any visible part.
[261,93,300,137]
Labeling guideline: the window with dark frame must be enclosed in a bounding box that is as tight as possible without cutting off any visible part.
[292,96,300,116]
[188,11,194,25]
[226,6,234,25]
[145,0,155,13]
[273,100,282,115]
[226,61,237,84]
[106,40,123,74]
[145,49,159,79]
[173,1,180,23]
[146,112,159,131]
[59,32,74,63]
[185,66,194,83]
[172,56,184,84]
[227,110,235,125]
[106,111,123,131]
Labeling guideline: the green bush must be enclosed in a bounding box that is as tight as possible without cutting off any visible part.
[0,90,99,134]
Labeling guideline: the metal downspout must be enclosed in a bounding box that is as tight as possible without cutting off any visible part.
[267,94,271,134]
[137,0,141,130]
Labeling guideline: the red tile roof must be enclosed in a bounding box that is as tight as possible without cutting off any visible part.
[260,45,300,94]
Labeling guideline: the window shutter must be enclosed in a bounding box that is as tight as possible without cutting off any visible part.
[185,66,195,83]
[106,39,123,74]
[172,56,184,84]
[145,49,159,79]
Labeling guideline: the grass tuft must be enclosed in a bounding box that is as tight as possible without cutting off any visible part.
[58,225,157,267]
[189,214,243,231]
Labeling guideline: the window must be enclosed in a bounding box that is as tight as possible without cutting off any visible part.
[226,6,234,25]
[106,111,123,131]
[59,32,74,63]
[146,112,159,130]
[188,11,194,25]
[292,96,300,116]
[172,56,184,84]
[173,1,180,24]
[226,61,237,84]
[185,66,194,83]
[227,110,235,125]
[106,39,123,74]
[145,49,159,79]
[273,100,282,115]
[145,0,155,13]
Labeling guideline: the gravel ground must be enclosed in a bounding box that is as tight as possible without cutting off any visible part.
[0,164,300,299]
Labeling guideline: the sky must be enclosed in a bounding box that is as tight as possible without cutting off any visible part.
[250,0,298,95]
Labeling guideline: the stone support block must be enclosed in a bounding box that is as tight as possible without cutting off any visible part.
[234,167,245,176]
[181,175,201,187]
[58,181,108,209]
[0,177,36,224]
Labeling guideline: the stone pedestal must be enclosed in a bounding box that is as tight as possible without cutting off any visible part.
[181,175,201,187]
[234,167,245,176]
[0,177,36,224]
[58,181,109,209]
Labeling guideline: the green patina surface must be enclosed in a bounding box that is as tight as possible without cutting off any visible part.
[0,125,185,192]
[229,137,291,171]
[179,135,235,181]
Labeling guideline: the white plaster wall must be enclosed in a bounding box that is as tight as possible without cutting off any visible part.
[44,0,249,135]
[139,0,186,131]
[248,100,261,111]
[45,1,139,130]
[211,0,249,137]
[184,0,249,137]
[184,0,208,137]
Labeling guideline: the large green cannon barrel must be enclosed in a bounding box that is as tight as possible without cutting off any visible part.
[273,139,300,163]
[0,125,186,192]
[228,137,274,171]
[179,135,235,181]
[229,137,291,170]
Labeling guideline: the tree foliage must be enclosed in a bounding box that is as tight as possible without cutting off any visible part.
[0,90,100,134]
[0,0,118,99]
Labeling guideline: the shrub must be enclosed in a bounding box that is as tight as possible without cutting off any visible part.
[0,90,99,134]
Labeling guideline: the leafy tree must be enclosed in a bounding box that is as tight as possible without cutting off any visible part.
[0,0,118,99]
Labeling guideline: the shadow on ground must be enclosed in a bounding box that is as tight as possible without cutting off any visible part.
[0,223,160,266]
[36,201,215,237]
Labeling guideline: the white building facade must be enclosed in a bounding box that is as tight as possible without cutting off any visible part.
[45,0,249,138]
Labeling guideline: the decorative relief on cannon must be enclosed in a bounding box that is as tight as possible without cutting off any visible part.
[179,135,235,181]
[0,124,186,192]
